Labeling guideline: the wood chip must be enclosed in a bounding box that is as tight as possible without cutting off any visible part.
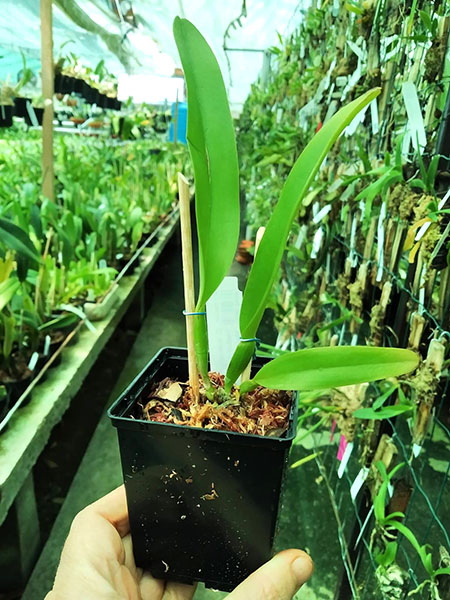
[158,382,183,402]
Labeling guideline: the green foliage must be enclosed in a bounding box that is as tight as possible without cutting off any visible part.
[174,19,418,397]
[373,462,450,582]
[173,18,240,385]
[0,131,189,377]
[226,89,380,389]
[174,18,239,312]
[239,347,418,393]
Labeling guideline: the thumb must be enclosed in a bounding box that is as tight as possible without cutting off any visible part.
[227,549,313,600]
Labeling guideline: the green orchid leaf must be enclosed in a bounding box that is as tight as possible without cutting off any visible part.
[240,346,418,392]
[375,541,398,567]
[226,88,380,390]
[434,567,450,577]
[0,278,20,312]
[374,462,404,525]
[0,217,40,265]
[353,404,413,420]
[372,384,398,410]
[30,204,43,240]
[2,313,15,358]
[387,521,433,576]
[173,17,239,310]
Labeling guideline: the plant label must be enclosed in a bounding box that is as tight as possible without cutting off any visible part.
[28,351,39,371]
[350,467,370,500]
[345,104,368,136]
[206,276,242,378]
[26,102,40,128]
[313,204,332,224]
[338,440,354,478]
[44,335,51,356]
[376,201,387,281]
[402,82,426,151]
[370,98,379,135]
[311,226,324,259]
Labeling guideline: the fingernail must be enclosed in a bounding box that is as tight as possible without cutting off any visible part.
[292,555,313,585]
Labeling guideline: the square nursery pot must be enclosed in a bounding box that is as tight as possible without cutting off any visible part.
[24,107,44,126]
[0,105,13,127]
[14,97,29,117]
[108,346,298,592]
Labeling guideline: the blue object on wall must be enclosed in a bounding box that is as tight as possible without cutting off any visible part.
[169,101,187,145]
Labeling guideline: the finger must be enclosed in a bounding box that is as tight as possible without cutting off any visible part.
[139,570,165,600]
[87,485,130,537]
[162,580,197,599]
[227,549,313,600]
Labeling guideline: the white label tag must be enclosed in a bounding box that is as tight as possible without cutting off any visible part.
[313,204,332,224]
[402,82,426,151]
[44,334,51,356]
[412,443,422,458]
[26,101,40,128]
[338,442,354,478]
[295,225,308,249]
[28,351,39,371]
[350,467,370,500]
[347,40,365,62]
[206,277,242,377]
[311,227,324,259]
[388,482,394,498]
[376,201,387,281]
[370,98,379,135]
[349,216,358,266]
[345,104,368,136]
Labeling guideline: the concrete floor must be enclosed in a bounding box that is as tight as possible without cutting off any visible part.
[23,237,340,600]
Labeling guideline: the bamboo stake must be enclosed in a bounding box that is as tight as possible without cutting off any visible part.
[241,227,265,384]
[40,0,54,202]
[178,173,199,401]
[389,222,405,273]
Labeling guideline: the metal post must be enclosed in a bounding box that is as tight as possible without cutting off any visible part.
[40,0,54,201]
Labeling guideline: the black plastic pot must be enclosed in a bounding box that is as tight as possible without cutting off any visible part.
[97,93,108,109]
[24,107,44,126]
[14,96,29,117]
[72,77,84,94]
[0,105,13,127]
[82,81,96,104]
[54,73,63,94]
[0,386,9,423]
[108,347,298,592]
[3,373,33,407]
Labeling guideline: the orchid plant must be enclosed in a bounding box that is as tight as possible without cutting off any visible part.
[173,17,419,399]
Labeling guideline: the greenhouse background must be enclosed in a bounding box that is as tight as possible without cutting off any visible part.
[0,1,449,599]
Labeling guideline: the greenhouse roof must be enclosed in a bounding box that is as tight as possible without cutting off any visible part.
[0,0,305,105]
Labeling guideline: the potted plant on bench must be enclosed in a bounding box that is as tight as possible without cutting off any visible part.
[108,18,419,593]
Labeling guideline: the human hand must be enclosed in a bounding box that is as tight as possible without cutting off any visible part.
[46,485,313,600]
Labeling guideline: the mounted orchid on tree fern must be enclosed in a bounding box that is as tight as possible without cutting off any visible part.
[173,17,418,402]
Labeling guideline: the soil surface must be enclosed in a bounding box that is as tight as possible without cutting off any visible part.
[133,372,293,437]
